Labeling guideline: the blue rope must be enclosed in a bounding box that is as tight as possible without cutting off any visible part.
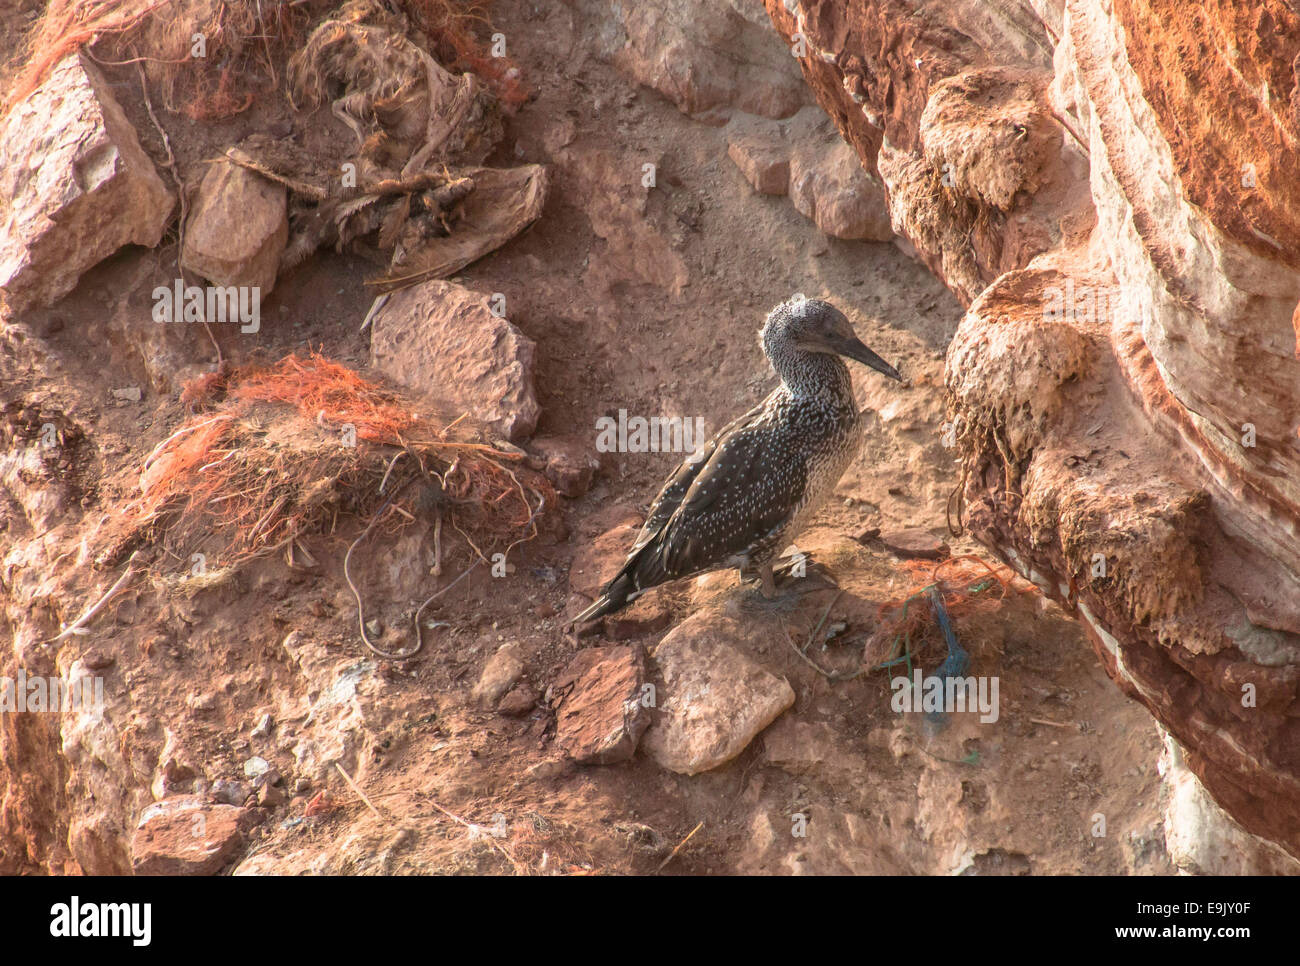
[925,585,970,726]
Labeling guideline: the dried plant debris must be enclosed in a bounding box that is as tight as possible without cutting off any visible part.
[107,352,551,572]
[220,137,545,287]
[376,162,546,286]
[8,0,308,121]
[287,0,502,173]
[178,0,546,288]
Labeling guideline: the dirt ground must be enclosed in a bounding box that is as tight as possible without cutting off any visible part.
[0,0,1173,874]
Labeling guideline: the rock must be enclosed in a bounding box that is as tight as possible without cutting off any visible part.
[472,643,525,708]
[370,279,540,442]
[0,53,174,314]
[257,783,287,808]
[726,115,790,195]
[789,139,892,241]
[606,0,808,119]
[162,758,196,785]
[761,717,858,784]
[530,436,600,498]
[187,693,217,713]
[879,527,949,560]
[1160,733,1300,875]
[242,756,270,780]
[181,159,288,295]
[211,779,253,807]
[642,610,795,775]
[553,646,650,764]
[853,525,882,544]
[250,713,273,739]
[496,684,538,717]
[81,649,114,671]
[556,145,689,295]
[605,611,673,640]
[251,764,282,791]
[130,795,254,875]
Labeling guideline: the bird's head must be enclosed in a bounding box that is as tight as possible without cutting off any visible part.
[762,296,902,381]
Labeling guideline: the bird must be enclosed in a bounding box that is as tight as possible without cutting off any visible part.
[572,296,902,625]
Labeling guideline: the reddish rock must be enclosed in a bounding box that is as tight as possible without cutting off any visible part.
[789,138,892,241]
[530,436,600,498]
[131,795,254,875]
[472,643,525,709]
[726,116,790,195]
[606,611,674,640]
[553,646,650,764]
[854,525,881,544]
[879,527,949,560]
[0,53,174,313]
[81,649,114,671]
[370,280,540,442]
[608,0,808,119]
[556,145,689,295]
[496,684,538,717]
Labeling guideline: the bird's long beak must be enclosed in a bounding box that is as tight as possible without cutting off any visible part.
[833,336,903,381]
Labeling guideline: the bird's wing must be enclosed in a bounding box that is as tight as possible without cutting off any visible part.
[625,398,768,557]
[651,410,808,579]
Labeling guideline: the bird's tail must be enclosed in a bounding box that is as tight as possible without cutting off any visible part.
[570,571,636,626]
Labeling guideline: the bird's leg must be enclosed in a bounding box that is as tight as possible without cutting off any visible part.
[756,560,778,599]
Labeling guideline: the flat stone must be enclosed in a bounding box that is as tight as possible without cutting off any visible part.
[609,0,808,119]
[0,53,173,314]
[370,279,540,442]
[643,610,794,775]
[181,158,287,295]
[554,646,649,764]
[131,795,254,875]
[880,527,949,560]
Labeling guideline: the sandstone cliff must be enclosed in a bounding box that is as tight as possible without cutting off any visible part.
[764,0,1300,859]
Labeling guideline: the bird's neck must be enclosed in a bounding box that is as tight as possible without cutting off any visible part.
[766,341,855,404]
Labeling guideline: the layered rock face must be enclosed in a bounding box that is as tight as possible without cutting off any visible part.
[765,0,1300,859]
